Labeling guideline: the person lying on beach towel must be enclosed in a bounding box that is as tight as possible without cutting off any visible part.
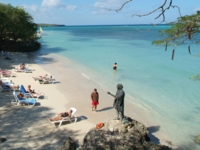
[27,85,43,98]
[0,80,19,90]
[49,109,73,121]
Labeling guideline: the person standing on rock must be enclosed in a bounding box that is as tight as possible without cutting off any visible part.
[91,88,99,111]
[107,83,125,122]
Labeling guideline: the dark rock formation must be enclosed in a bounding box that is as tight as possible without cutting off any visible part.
[195,134,200,145]
[60,137,76,150]
[0,138,7,143]
[78,117,173,150]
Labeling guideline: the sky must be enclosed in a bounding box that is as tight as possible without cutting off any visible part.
[0,0,200,25]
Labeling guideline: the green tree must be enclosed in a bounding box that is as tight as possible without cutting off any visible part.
[0,3,40,51]
[151,13,200,60]
[152,13,200,48]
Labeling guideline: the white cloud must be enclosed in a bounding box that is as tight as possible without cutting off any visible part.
[42,0,64,8]
[94,0,127,9]
[23,5,38,11]
[66,5,76,11]
[42,0,76,11]
[93,0,128,14]
[92,9,110,15]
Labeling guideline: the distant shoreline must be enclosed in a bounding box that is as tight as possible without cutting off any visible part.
[37,23,172,27]
[64,24,171,26]
[37,23,66,27]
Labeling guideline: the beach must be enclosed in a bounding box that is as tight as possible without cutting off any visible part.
[0,52,175,149]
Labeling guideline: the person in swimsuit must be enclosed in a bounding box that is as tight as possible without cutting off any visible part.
[113,62,117,70]
[49,109,73,121]
[91,88,99,111]
[27,85,43,98]
[0,80,19,90]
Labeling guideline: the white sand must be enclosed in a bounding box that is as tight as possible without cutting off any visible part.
[0,52,175,149]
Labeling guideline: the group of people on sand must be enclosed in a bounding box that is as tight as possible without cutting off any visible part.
[18,85,43,98]
[49,89,99,121]
[50,62,126,124]
[0,80,43,98]
[0,62,43,97]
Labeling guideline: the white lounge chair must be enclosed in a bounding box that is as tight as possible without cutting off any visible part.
[13,64,30,73]
[0,69,16,78]
[1,77,13,84]
[49,107,77,126]
[40,76,56,84]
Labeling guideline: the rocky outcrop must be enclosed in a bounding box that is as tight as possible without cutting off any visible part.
[77,117,172,150]
[0,138,7,143]
[60,137,76,150]
[195,134,200,145]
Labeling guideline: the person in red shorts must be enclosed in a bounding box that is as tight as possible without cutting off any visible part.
[91,88,99,111]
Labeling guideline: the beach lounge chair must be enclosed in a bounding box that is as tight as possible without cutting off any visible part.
[1,78,14,86]
[11,91,37,106]
[49,107,77,126]
[1,51,10,58]
[13,67,28,73]
[13,64,30,73]
[39,76,56,84]
[0,85,12,92]
[0,69,16,78]
[19,85,33,98]
[33,74,48,82]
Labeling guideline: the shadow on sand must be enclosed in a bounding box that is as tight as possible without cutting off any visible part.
[147,125,161,144]
[97,107,113,112]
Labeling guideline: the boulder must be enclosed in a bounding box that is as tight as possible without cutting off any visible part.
[78,117,172,150]
[0,138,7,143]
[195,134,200,145]
[60,137,76,150]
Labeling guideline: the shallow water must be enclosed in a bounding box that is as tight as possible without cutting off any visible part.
[37,25,200,149]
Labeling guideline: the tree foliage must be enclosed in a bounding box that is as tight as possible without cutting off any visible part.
[152,13,200,48]
[0,3,40,51]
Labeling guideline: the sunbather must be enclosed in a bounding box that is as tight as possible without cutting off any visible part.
[14,63,26,70]
[17,93,24,98]
[33,74,48,81]
[49,109,73,121]
[27,85,43,98]
[0,80,19,90]
[20,63,25,70]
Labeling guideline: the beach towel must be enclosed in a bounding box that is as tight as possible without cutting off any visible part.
[95,122,104,129]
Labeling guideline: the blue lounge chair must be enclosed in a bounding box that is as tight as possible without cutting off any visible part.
[19,85,32,98]
[0,85,11,92]
[19,85,43,99]
[1,51,10,57]
[12,91,37,106]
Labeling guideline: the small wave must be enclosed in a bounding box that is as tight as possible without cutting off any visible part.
[82,73,90,79]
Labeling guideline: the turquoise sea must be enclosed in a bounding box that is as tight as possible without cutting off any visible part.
[37,25,200,149]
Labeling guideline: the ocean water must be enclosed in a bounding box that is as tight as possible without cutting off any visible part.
[37,25,200,149]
